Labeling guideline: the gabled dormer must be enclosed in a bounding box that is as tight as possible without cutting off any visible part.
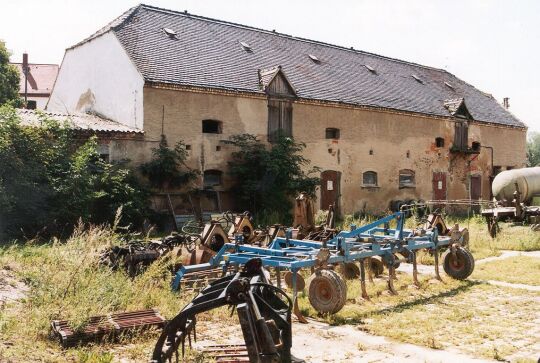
[259,66,296,142]
[445,98,479,154]
[259,66,296,99]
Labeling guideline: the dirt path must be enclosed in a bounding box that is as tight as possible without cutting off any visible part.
[0,268,28,305]
[291,318,494,363]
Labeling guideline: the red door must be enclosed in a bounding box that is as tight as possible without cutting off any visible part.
[432,172,447,201]
[470,175,482,200]
[320,170,340,214]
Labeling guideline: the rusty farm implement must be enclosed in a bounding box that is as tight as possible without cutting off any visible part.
[151,258,297,363]
[172,209,473,319]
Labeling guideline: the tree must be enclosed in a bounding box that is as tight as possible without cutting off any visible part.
[140,135,198,190]
[0,41,22,106]
[527,132,540,167]
[227,134,320,224]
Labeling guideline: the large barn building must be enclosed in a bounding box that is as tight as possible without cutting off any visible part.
[47,4,527,215]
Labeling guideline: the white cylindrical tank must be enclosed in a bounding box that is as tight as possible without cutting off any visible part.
[492,167,540,202]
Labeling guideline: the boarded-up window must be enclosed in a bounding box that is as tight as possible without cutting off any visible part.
[268,99,292,142]
[363,171,377,186]
[399,169,415,188]
[453,121,468,151]
[203,170,222,188]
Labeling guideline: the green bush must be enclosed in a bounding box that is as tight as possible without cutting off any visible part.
[0,106,148,239]
[227,134,320,224]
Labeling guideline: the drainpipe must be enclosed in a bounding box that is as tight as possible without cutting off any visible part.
[480,145,494,199]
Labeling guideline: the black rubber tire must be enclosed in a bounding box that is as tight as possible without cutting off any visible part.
[307,269,347,314]
[339,262,360,279]
[443,247,474,280]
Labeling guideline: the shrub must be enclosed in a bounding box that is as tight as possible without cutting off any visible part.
[0,106,148,239]
[227,134,320,224]
[139,135,198,190]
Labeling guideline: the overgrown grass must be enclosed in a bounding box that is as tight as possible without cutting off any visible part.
[472,255,540,285]
[0,224,208,362]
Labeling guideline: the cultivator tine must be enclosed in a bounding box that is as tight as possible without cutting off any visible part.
[411,251,420,288]
[387,265,398,295]
[276,267,281,288]
[359,259,370,301]
[433,248,444,282]
[292,270,308,323]
[367,258,374,283]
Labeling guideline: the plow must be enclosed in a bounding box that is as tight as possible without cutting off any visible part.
[172,206,473,321]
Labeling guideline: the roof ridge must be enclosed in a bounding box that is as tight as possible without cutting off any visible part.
[137,3,446,73]
[11,63,59,66]
[67,4,142,50]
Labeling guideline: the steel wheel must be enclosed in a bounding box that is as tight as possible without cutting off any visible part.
[284,271,306,291]
[443,247,474,280]
[369,256,384,277]
[307,269,347,314]
[339,262,360,279]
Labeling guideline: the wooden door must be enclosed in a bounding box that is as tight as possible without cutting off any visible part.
[470,175,482,200]
[320,170,340,213]
[432,172,447,201]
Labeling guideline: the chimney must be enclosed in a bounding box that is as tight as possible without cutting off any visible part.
[22,53,28,104]
[503,97,510,109]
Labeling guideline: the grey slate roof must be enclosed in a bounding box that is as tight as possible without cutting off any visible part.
[17,109,143,134]
[84,4,525,128]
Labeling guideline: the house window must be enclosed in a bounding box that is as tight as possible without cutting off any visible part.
[203,170,222,188]
[202,119,222,134]
[268,99,292,142]
[325,128,340,139]
[435,137,445,148]
[399,169,415,188]
[363,171,378,187]
[471,141,481,152]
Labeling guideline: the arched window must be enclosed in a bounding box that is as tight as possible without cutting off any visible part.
[202,119,222,134]
[203,170,223,188]
[362,171,378,187]
[399,169,415,188]
[325,128,340,139]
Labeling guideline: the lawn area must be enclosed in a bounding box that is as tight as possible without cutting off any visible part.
[0,225,231,362]
[296,273,540,362]
[472,255,540,286]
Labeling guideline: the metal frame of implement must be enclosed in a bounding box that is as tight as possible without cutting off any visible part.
[173,211,464,317]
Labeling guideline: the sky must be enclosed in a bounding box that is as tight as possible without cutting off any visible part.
[1,0,539,131]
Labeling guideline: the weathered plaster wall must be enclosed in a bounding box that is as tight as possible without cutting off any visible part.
[47,32,144,129]
[137,87,526,214]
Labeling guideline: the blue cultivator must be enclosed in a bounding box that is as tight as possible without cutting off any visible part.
[172,211,473,321]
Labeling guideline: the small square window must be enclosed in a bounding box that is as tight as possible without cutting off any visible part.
[325,128,340,139]
[203,170,222,188]
[186,144,191,150]
[216,145,221,151]
[202,119,222,134]
[435,137,445,148]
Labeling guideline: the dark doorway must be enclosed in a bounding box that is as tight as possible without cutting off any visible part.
[320,170,340,214]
